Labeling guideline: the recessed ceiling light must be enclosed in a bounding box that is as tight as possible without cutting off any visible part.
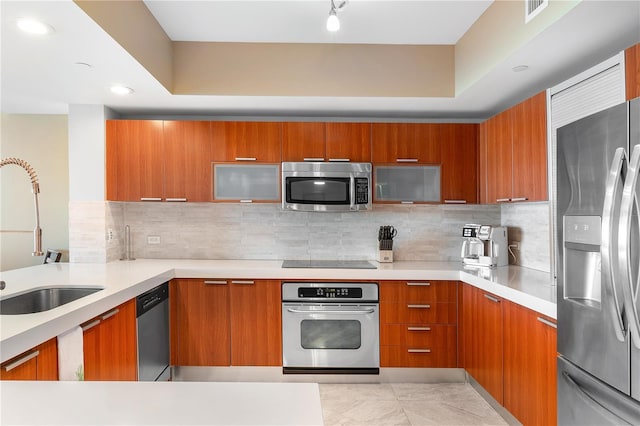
[16,18,54,35]
[512,65,529,73]
[110,85,135,95]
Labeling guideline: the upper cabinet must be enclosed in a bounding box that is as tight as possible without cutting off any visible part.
[281,122,371,162]
[626,43,640,100]
[106,120,164,202]
[481,91,548,204]
[441,124,478,204]
[371,123,441,164]
[211,121,282,163]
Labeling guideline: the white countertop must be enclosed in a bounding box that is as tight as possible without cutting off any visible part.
[0,259,556,363]
[0,381,323,425]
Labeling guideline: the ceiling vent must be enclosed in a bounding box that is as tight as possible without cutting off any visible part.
[525,0,548,23]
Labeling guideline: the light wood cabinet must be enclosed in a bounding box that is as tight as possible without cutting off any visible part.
[481,92,548,204]
[82,299,137,381]
[171,279,282,367]
[164,120,212,202]
[371,123,441,164]
[282,122,326,161]
[380,280,457,368]
[0,338,58,381]
[106,120,165,201]
[626,43,640,100]
[461,283,504,404]
[171,279,230,366]
[441,124,478,204]
[211,121,282,163]
[504,301,557,426]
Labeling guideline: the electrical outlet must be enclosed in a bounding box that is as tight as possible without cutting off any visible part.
[147,235,161,245]
[107,228,114,242]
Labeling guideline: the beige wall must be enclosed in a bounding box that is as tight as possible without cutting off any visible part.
[0,114,69,271]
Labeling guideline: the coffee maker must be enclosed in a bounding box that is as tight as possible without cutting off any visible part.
[461,224,509,267]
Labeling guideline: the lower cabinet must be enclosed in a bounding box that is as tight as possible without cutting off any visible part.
[0,338,58,381]
[82,299,137,381]
[503,300,557,426]
[171,279,281,367]
[380,280,457,367]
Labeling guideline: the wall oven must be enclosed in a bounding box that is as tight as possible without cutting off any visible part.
[282,282,379,374]
[282,162,372,212]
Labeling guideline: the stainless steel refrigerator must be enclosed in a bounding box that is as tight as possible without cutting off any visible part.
[556,98,640,425]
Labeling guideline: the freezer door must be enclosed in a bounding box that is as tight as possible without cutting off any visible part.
[556,102,630,393]
[558,356,640,425]
[629,99,640,402]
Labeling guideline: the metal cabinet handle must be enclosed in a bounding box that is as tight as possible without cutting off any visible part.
[407,282,430,286]
[3,350,39,372]
[483,294,500,303]
[444,200,467,204]
[235,157,257,161]
[239,200,253,203]
[82,319,101,332]
[511,197,528,202]
[303,158,324,162]
[562,372,627,423]
[496,198,510,203]
[400,201,414,204]
[165,198,187,202]
[231,280,255,285]
[537,317,557,329]
[396,158,418,163]
[408,349,431,353]
[601,147,627,343]
[328,158,350,162]
[407,327,431,331]
[140,197,162,202]
[204,280,227,285]
[101,308,120,321]
[287,308,375,315]
[407,304,431,309]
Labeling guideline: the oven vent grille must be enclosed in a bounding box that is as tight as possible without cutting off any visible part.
[525,0,548,23]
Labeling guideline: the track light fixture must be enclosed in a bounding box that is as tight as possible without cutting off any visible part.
[326,0,347,32]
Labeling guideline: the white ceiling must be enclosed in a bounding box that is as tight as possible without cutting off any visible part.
[1,0,639,119]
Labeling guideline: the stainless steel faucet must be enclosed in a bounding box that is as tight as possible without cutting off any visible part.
[121,225,135,261]
[0,157,44,256]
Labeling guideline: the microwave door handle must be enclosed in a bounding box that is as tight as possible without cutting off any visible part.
[601,147,627,343]
[349,175,356,210]
[619,144,640,349]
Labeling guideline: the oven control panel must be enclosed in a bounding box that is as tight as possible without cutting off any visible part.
[299,287,363,299]
[282,282,379,302]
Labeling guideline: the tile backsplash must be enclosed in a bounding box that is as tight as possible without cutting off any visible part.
[70,201,551,271]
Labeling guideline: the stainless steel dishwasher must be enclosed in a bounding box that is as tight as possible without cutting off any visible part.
[136,282,170,381]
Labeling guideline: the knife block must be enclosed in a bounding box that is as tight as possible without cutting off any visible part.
[377,250,393,263]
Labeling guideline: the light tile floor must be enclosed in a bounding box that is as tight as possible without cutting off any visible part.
[320,383,508,426]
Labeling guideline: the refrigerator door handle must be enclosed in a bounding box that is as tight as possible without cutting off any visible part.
[602,147,627,342]
[562,371,630,424]
[619,143,640,349]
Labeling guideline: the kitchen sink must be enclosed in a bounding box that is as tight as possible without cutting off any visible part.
[0,287,103,315]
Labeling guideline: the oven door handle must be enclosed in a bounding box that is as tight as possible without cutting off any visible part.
[286,308,376,315]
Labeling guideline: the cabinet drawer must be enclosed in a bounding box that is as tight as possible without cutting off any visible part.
[381,336,456,368]
[380,324,456,347]
[380,281,457,303]
[381,302,456,324]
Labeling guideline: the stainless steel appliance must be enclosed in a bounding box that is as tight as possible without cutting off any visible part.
[556,98,640,424]
[461,224,508,267]
[282,162,372,212]
[136,282,170,381]
[282,282,379,374]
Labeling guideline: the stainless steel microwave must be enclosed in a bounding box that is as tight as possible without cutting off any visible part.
[282,162,372,212]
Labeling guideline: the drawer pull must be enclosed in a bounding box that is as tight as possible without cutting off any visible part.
[407,282,430,287]
[407,304,431,309]
[101,308,120,321]
[140,197,162,202]
[396,158,419,163]
[231,280,255,285]
[511,197,528,202]
[239,199,253,203]
[407,327,431,331]
[82,319,101,332]
[483,294,500,303]
[408,349,431,353]
[444,200,467,204]
[537,317,557,329]
[204,280,227,285]
[400,201,414,204]
[166,198,187,202]
[496,198,510,203]
[303,158,324,162]
[3,350,39,372]
[235,157,257,161]
[328,158,350,162]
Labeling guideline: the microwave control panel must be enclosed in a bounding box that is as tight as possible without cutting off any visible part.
[355,178,369,204]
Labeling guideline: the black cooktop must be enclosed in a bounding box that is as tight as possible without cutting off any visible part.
[281,260,377,269]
